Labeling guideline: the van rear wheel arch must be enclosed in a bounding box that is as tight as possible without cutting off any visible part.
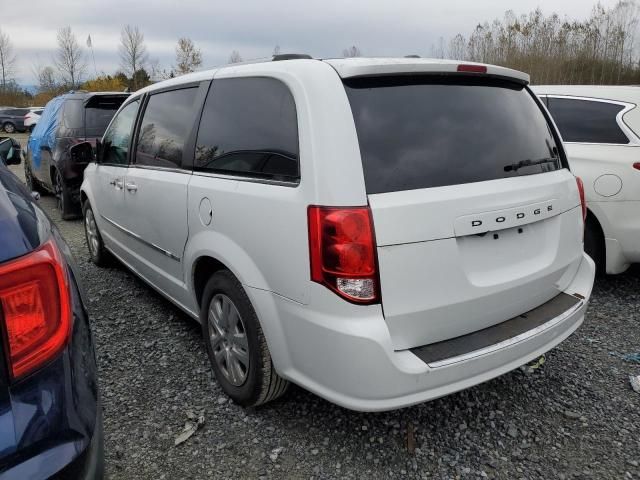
[193,256,230,309]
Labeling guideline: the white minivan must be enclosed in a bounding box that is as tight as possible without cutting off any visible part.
[75,56,595,411]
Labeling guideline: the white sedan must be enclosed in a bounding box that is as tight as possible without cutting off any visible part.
[24,107,44,132]
[533,85,640,274]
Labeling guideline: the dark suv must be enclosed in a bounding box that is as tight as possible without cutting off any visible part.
[25,91,129,219]
[0,108,30,133]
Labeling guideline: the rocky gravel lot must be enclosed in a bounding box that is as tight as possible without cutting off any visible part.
[6,150,640,479]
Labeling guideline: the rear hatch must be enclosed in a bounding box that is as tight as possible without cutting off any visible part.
[344,74,584,350]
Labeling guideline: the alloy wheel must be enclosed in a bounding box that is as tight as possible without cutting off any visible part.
[207,293,250,386]
[85,208,100,257]
[55,171,64,212]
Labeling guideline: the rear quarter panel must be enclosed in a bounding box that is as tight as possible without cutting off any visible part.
[565,143,640,203]
[185,61,371,307]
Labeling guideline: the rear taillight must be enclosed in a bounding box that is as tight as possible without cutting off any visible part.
[575,176,587,223]
[457,64,487,73]
[633,162,640,170]
[308,206,379,304]
[0,239,72,380]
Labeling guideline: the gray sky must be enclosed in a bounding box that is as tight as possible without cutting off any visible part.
[1,0,621,84]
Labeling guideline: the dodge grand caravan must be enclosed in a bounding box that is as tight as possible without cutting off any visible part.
[73,56,595,411]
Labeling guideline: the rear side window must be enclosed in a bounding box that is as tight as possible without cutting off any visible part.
[61,100,83,129]
[195,77,299,182]
[344,76,563,194]
[135,87,199,169]
[546,97,629,144]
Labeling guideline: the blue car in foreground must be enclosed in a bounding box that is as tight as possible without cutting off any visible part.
[0,162,103,478]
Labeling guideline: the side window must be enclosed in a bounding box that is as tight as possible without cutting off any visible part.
[195,77,299,181]
[134,88,198,169]
[101,100,140,166]
[62,100,83,129]
[547,97,629,144]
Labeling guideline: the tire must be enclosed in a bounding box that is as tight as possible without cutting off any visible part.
[585,214,605,275]
[2,122,15,133]
[54,169,77,220]
[201,270,289,407]
[82,201,110,267]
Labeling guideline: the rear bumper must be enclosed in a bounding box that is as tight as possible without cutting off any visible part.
[251,252,595,411]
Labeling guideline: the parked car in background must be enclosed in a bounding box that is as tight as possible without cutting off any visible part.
[24,108,44,132]
[0,160,103,478]
[75,56,595,412]
[0,137,22,166]
[25,91,129,219]
[0,108,30,133]
[533,85,640,274]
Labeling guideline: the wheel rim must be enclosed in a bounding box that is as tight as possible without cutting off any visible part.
[4,124,14,133]
[207,294,249,386]
[85,209,100,257]
[25,166,33,188]
[55,171,64,211]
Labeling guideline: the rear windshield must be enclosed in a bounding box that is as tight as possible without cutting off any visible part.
[85,96,127,137]
[344,76,563,194]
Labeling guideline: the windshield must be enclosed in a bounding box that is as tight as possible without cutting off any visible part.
[344,76,564,194]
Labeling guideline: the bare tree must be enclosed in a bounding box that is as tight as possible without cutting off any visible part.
[448,34,467,60]
[342,45,362,57]
[175,37,203,75]
[37,65,57,92]
[54,26,86,88]
[119,25,149,89]
[228,50,243,63]
[273,45,281,56]
[0,28,17,91]
[430,37,446,59]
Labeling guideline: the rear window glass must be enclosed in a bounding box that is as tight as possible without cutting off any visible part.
[344,76,563,194]
[85,96,128,137]
[546,97,629,144]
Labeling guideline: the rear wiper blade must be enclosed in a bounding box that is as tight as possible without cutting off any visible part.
[504,157,559,172]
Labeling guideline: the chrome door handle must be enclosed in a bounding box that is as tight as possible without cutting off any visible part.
[125,182,138,192]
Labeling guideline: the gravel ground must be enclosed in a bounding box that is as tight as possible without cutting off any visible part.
[6,149,640,479]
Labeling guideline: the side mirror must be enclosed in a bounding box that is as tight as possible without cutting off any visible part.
[5,146,21,165]
[95,139,103,163]
[69,141,95,165]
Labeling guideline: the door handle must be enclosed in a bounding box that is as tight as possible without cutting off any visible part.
[109,178,124,190]
[125,182,138,192]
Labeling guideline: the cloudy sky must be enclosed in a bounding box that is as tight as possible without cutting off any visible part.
[1,0,621,84]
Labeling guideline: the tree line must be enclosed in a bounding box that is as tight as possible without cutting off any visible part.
[4,1,638,107]
[436,1,640,84]
[0,25,364,107]
[0,24,206,107]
